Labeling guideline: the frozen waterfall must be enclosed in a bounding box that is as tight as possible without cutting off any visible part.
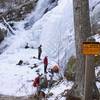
[25,0,58,29]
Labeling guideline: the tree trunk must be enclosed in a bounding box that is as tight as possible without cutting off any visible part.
[71,0,99,100]
[72,0,91,97]
[84,56,99,100]
[84,55,94,100]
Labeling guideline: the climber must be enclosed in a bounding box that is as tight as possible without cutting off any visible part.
[33,74,40,87]
[32,74,41,96]
[33,74,48,96]
[43,56,48,73]
[38,45,42,60]
[39,74,48,89]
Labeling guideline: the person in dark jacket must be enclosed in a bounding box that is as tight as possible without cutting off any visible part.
[38,45,42,60]
[43,56,48,73]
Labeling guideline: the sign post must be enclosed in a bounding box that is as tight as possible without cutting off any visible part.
[82,41,100,100]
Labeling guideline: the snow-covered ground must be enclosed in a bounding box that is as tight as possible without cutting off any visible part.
[0,0,99,98]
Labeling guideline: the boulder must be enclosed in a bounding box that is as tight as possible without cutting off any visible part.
[64,56,76,81]
[0,28,7,43]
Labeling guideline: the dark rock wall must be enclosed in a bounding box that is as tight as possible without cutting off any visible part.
[0,0,37,22]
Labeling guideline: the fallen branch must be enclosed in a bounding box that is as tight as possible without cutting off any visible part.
[2,17,15,35]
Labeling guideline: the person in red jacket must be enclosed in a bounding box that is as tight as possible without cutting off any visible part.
[43,56,48,73]
[33,75,40,87]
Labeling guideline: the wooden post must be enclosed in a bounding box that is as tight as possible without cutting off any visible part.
[83,38,95,100]
[84,55,95,100]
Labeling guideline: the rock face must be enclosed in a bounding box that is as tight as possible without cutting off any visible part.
[0,0,37,22]
[0,28,7,43]
[64,56,76,81]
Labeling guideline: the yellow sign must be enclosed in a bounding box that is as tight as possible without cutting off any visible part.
[82,42,100,55]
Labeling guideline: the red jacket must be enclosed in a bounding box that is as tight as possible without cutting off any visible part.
[33,76,40,87]
[43,56,48,65]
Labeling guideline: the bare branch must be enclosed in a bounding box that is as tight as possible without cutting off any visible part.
[2,17,15,35]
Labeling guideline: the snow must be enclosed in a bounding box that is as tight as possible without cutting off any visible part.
[0,48,38,96]
[89,0,100,24]
[0,0,99,98]
[89,0,100,9]
[47,80,73,100]
[94,34,100,42]
[95,66,100,91]
[0,23,6,30]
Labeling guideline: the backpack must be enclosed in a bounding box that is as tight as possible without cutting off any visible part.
[40,77,48,89]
